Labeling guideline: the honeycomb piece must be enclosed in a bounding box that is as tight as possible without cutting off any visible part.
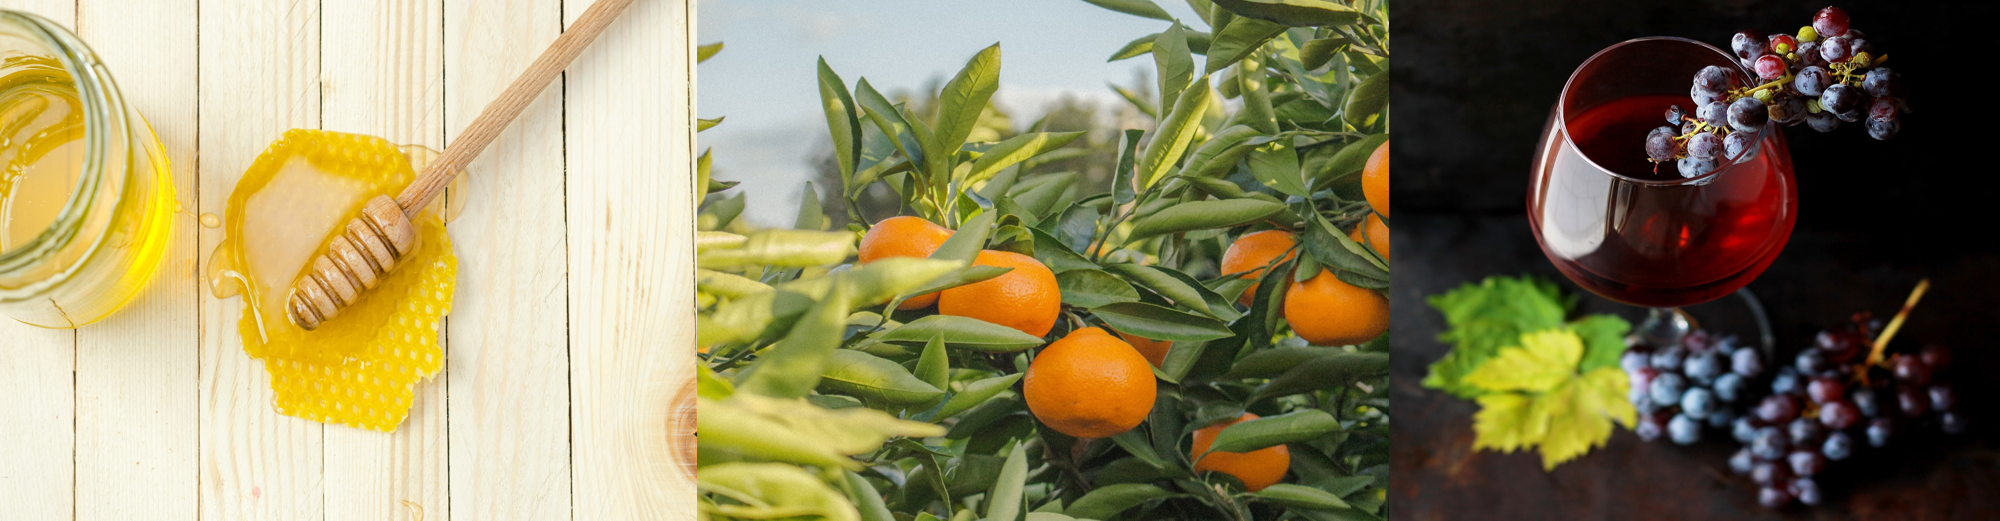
[212,129,456,432]
[261,215,454,430]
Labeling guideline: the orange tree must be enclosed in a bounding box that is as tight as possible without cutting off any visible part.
[695,1,1388,519]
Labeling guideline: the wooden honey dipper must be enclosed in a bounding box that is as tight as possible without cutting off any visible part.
[288,0,636,330]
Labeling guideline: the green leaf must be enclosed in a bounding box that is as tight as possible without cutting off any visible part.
[698,463,861,521]
[1570,314,1633,373]
[1219,346,1330,379]
[1204,409,1340,454]
[816,350,940,406]
[737,286,852,399]
[1066,484,1172,520]
[1236,51,1279,134]
[1109,30,1215,61]
[1205,18,1286,74]
[1210,0,1364,27]
[1315,134,1386,190]
[1137,77,1213,187]
[930,44,1004,177]
[697,394,944,469]
[1030,228,1101,273]
[1255,352,1388,399]
[936,373,1024,419]
[1250,483,1351,512]
[1343,71,1388,127]
[899,265,1012,302]
[697,117,723,132]
[1160,339,1208,382]
[1300,217,1388,287]
[915,335,950,392]
[966,131,1087,185]
[1109,82,1157,119]
[856,79,928,171]
[1473,368,1635,470]
[697,229,854,269]
[1110,430,1170,469]
[1112,129,1144,205]
[933,210,997,262]
[881,315,1047,352]
[1247,142,1309,197]
[1080,0,1174,20]
[1090,302,1234,342]
[1420,276,1572,398]
[696,41,724,63]
[697,191,744,231]
[1127,199,1284,241]
[986,441,1031,521]
[1463,329,1583,393]
[1155,23,1195,117]
[696,364,735,399]
[1181,125,1263,179]
[819,58,864,182]
[1104,263,1213,318]
[795,181,827,230]
[1299,37,1348,70]
[845,471,895,521]
[1057,269,1143,309]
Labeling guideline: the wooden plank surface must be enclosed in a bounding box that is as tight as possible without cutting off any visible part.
[443,0,575,518]
[71,0,201,519]
[320,0,450,519]
[563,0,694,516]
[197,0,325,518]
[0,0,693,518]
[1,3,83,520]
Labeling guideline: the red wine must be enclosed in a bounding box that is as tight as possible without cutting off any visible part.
[1530,95,1796,307]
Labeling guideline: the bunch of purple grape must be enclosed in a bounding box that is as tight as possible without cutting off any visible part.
[1623,314,1966,510]
[1643,6,1909,178]
[1624,330,1758,447]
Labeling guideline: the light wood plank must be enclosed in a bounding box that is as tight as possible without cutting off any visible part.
[443,0,574,518]
[0,4,79,520]
[71,0,201,519]
[318,0,451,519]
[197,0,325,518]
[563,0,694,516]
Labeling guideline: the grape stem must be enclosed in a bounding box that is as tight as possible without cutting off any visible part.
[1859,278,1931,382]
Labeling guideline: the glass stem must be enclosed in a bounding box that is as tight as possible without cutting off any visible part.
[1638,307,1697,346]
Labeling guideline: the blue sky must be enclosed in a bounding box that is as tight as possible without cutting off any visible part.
[697,0,1205,226]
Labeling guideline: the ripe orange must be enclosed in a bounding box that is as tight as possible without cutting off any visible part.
[1024,327,1157,438]
[858,216,955,309]
[1192,412,1290,491]
[1350,213,1390,260]
[1284,270,1389,346]
[938,250,1060,338]
[1220,230,1299,306]
[1362,140,1388,217]
[1114,329,1172,368]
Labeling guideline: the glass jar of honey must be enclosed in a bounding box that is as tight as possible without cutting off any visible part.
[0,11,175,328]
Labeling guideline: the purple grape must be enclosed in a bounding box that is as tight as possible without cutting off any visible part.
[1820,400,1862,430]
[1797,41,1827,67]
[1751,426,1789,460]
[1770,95,1807,126]
[1814,6,1851,38]
[1686,132,1722,160]
[1732,31,1769,64]
[1645,126,1680,162]
[1622,350,1653,372]
[1920,344,1953,372]
[1897,386,1930,416]
[1805,109,1840,132]
[1772,367,1803,395]
[1733,416,1760,443]
[1731,348,1765,376]
[1893,355,1933,386]
[1757,394,1801,424]
[1942,412,1968,435]
[1665,105,1688,125]
[1787,417,1825,446]
[1852,387,1882,417]
[1867,114,1901,140]
[1723,130,1758,161]
[1821,84,1863,114]
[1715,372,1749,402]
[1793,66,1833,97]
[1788,450,1826,477]
[1821,35,1853,63]
[1866,418,1894,447]
[1668,413,1702,445]
[1796,348,1829,376]
[1692,84,1721,107]
[1823,432,1854,461]
[1753,459,1790,485]
[1731,448,1757,474]
[1676,157,1717,179]
[1728,97,1770,132]
[1682,387,1719,417]
[1695,101,1730,128]
[1930,385,1957,412]
[1849,38,1875,59]
[1759,486,1793,509]
[1792,477,1823,506]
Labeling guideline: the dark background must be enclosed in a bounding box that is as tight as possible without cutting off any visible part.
[1387,1,2000,519]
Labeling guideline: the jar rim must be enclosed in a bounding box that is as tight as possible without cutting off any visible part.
[0,10,129,272]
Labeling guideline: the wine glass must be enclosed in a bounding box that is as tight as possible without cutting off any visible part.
[1528,37,1797,348]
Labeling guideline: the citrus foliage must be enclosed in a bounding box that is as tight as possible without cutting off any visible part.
[697,1,1389,519]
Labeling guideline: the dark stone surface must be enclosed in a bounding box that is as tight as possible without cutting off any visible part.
[1387,0,2000,518]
